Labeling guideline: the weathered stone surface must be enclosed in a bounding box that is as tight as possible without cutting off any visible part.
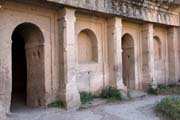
[58,8,81,110]
[0,102,7,120]
[47,0,180,26]
[0,0,180,116]
[120,90,129,100]
[128,90,147,99]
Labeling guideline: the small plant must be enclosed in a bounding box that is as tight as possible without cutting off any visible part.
[148,87,158,95]
[80,92,95,104]
[156,97,180,120]
[158,84,169,89]
[101,86,122,101]
[148,84,180,95]
[168,84,176,88]
[48,101,64,108]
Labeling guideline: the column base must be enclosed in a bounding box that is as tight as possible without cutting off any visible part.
[0,99,7,120]
[116,80,127,92]
[64,82,81,110]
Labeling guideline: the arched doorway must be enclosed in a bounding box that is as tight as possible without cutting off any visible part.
[11,23,45,111]
[122,33,135,89]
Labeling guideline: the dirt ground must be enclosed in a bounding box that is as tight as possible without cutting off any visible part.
[8,96,170,120]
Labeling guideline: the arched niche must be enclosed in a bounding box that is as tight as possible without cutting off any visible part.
[122,33,135,89]
[11,22,45,111]
[153,36,162,60]
[77,29,98,64]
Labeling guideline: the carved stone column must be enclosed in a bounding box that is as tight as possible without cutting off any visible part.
[167,27,179,84]
[142,24,154,89]
[0,18,12,113]
[107,17,126,90]
[58,8,81,110]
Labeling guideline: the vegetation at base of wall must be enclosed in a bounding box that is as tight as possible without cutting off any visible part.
[156,97,180,120]
[148,87,158,95]
[158,84,170,89]
[148,84,180,95]
[80,92,95,105]
[48,101,64,108]
[100,86,122,101]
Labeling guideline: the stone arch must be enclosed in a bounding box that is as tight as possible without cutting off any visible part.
[122,33,135,89]
[153,36,162,60]
[11,22,45,111]
[77,29,98,63]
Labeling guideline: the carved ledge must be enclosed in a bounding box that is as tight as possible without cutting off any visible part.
[13,0,180,26]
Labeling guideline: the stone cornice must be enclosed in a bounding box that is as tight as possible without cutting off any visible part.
[110,0,179,26]
[31,0,180,26]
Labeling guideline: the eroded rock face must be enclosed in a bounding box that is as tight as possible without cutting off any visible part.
[47,0,180,26]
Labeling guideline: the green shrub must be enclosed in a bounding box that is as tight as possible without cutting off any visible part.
[148,87,158,95]
[156,97,180,120]
[169,84,177,88]
[80,92,95,104]
[158,84,169,89]
[148,84,179,95]
[101,86,122,101]
[48,101,64,108]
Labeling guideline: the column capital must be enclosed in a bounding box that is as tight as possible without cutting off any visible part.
[58,8,76,22]
[108,17,122,27]
[142,23,153,31]
[167,26,178,34]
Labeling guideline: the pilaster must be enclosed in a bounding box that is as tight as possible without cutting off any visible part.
[58,8,81,110]
[167,27,179,84]
[141,23,154,89]
[107,17,126,90]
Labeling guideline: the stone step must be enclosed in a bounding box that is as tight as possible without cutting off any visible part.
[128,90,147,99]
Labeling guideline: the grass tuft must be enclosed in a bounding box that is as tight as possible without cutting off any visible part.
[100,86,122,101]
[156,97,180,120]
[148,84,180,95]
[48,101,64,108]
[80,92,95,105]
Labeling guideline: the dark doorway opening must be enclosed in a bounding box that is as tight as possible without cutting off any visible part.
[11,29,27,112]
[11,23,45,112]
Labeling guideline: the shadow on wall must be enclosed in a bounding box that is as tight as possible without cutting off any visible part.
[11,22,45,112]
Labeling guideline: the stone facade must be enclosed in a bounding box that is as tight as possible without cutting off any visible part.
[0,0,180,119]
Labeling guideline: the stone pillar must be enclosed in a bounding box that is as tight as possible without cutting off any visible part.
[0,101,7,120]
[141,24,154,89]
[58,8,81,109]
[107,17,126,90]
[0,22,12,114]
[167,27,179,84]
